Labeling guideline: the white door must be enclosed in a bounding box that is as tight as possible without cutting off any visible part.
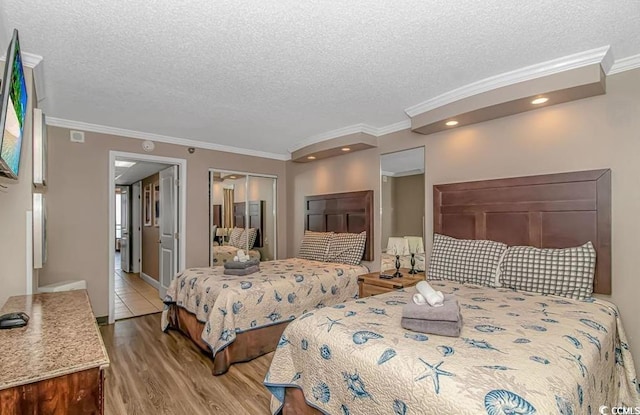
[120,187,130,272]
[131,182,142,273]
[159,166,179,299]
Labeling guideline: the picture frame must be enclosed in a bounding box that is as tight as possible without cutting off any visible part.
[153,182,160,227]
[33,108,47,187]
[144,184,152,226]
[33,193,47,268]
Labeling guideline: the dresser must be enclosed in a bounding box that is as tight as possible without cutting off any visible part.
[0,290,109,415]
[358,268,425,297]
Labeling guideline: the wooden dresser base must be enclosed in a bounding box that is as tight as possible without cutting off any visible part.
[0,368,103,415]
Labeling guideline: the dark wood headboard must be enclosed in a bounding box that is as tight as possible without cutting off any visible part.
[305,190,374,261]
[233,200,266,247]
[433,169,611,294]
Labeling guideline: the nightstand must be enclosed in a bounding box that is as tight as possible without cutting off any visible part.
[358,268,425,298]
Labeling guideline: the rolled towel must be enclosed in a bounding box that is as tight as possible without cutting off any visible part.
[402,294,460,322]
[223,265,260,276]
[412,293,427,305]
[415,281,444,307]
[224,259,260,269]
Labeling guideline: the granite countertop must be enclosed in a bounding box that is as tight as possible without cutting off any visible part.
[0,290,110,390]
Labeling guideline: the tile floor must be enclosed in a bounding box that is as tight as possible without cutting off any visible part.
[114,253,164,320]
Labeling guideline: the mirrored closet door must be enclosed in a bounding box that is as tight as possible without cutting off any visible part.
[380,147,425,272]
[209,170,277,266]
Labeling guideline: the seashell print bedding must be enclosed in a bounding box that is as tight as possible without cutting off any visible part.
[265,280,640,414]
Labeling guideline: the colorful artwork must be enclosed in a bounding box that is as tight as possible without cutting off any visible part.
[1,32,28,178]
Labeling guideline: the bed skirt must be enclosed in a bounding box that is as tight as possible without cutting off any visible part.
[281,389,322,415]
[166,304,289,375]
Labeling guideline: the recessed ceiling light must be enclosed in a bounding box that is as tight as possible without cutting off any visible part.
[531,97,549,105]
[307,156,316,160]
[114,160,136,168]
[341,147,351,152]
[445,120,459,127]
[229,175,236,179]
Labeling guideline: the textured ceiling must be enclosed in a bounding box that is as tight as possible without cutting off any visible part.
[2,1,639,157]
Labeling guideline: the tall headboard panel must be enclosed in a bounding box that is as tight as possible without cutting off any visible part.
[305,190,374,261]
[433,169,611,294]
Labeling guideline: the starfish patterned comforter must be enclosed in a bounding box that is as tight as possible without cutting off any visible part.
[161,258,367,358]
[265,280,640,415]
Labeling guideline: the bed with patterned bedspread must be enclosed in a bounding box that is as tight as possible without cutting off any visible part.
[161,258,368,363]
[265,280,640,414]
[211,244,261,265]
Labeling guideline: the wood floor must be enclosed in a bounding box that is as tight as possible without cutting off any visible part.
[100,313,273,414]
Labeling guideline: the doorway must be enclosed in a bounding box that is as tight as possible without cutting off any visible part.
[109,151,187,324]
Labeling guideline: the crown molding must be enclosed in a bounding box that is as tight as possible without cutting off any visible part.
[288,123,377,153]
[375,119,412,136]
[46,117,290,161]
[288,119,412,153]
[22,51,43,68]
[608,53,640,75]
[0,51,43,68]
[404,46,612,117]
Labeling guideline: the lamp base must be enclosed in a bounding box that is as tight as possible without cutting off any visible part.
[393,271,403,278]
[408,268,418,274]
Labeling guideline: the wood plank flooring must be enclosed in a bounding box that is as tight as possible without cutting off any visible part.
[100,313,273,414]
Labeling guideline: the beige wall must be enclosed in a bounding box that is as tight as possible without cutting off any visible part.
[141,173,160,280]
[0,67,36,308]
[287,68,640,376]
[41,127,287,317]
[393,174,424,239]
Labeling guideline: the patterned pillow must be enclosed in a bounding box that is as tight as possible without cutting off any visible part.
[499,242,596,300]
[228,227,244,248]
[326,231,367,265]
[298,231,333,261]
[428,233,507,286]
[238,228,259,249]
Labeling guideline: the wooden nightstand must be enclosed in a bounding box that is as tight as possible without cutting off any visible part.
[358,268,425,298]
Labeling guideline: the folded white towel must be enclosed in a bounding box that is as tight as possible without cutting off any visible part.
[414,281,445,307]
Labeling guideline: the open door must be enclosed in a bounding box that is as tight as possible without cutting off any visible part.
[159,166,178,299]
[120,187,131,272]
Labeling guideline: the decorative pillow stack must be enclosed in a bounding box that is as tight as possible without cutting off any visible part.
[326,231,367,266]
[428,233,507,286]
[499,242,596,300]
[298,231,333,261]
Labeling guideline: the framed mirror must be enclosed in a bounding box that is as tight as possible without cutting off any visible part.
[209,170,277,266]
[380,147,425,273]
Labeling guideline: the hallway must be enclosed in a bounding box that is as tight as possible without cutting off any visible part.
[114,253,164,320]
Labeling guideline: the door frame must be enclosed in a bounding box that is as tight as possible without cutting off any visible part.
[108,151,187,324]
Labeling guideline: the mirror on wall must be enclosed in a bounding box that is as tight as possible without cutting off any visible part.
[380,147,425,273]
[209,170,277,266]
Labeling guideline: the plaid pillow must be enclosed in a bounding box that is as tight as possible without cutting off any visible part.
[237,228,258,249]
[326,231,367,265]
[228,227,244,248]
[298,231,333,261]
[428,233,507,286]
[499,242,596,300]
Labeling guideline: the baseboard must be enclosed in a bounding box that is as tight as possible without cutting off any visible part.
[96,316,108,326]
[141,272,160,289]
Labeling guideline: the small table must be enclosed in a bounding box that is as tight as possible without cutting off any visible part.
[358,268,425,298]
